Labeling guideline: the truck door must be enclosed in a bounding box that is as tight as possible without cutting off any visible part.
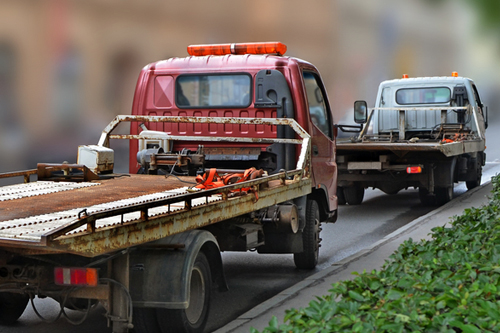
[302,71,337,210]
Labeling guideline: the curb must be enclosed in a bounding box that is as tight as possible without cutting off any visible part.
[213,182,491,333]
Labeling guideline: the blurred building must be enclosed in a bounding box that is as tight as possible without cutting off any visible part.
[0,0,486,172]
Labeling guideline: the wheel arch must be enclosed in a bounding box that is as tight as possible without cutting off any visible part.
[309,186,337,223]
[129,229,226,310]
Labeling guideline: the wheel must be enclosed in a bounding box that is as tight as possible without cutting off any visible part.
[156,252,211,333]
[344,184,365,205]
[466,164,482,190]
[0,292,29,325]
[418,188,435,206]
[436,185,453,205]
[133,307,162,333]
[337,187,346,205]
[294,199,320,270]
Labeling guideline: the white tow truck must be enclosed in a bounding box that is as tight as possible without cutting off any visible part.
[337,73,487,205]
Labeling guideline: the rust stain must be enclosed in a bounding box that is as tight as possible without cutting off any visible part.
[0,175,194,222]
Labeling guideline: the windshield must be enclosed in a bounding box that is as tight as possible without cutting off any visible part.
[396,87,450,105]
[176,74,251,108]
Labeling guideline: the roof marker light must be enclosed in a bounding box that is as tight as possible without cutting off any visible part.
[402,74,409,79]
[452,71,458,77]
[187,42,287,56]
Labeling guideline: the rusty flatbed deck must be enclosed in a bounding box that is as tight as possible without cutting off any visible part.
[0,175,194,222]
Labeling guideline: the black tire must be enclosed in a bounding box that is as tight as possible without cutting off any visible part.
[436,185,454,206]
[344,184,365,205]
[133,307,162,333]
[0,292,29,325]
[466,165,482,190]
[156,252,211,333]
[337,187,346,205]
[418,188,436,206]
[294,199,320,270]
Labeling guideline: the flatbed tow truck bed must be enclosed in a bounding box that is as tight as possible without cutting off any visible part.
[0,116,312,258]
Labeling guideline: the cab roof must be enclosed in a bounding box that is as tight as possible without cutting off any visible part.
[379,76,474,89]
[145,54,314,73]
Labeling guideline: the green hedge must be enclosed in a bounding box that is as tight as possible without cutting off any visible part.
[253,176,500,333]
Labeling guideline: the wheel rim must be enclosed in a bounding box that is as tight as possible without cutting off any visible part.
[185,266,205,324]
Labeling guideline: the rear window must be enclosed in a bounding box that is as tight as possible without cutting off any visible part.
[176,74,251,108]
[396,87,451,105]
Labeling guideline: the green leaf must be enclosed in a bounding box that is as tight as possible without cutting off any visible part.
[387,289,404,300]
[268,316,279,328]
[450,321,482,333]
[348,290,365,302]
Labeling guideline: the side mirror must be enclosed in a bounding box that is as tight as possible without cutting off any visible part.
[354,100,368,124]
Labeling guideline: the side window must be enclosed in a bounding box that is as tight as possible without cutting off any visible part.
[380,87,391,107]
[303,72,333,139]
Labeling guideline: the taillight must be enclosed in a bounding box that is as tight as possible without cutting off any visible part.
[187,42,287,56]
[54,267,98,287]
[406,166,422,174]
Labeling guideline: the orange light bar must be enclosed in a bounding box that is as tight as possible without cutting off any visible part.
[452,71,458,77]
[187,42,287,56]
[402,74,409,79]
[406,166,422,174]
[54,267,98,287]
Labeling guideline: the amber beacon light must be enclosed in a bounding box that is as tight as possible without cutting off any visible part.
[187,42,287,56]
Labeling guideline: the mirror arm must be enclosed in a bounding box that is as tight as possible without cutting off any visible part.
[358,108,374,139]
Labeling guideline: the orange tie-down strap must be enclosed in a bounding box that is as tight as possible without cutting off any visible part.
[193,167,265,199]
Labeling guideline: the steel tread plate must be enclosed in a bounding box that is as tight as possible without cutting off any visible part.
[0,181,100,202]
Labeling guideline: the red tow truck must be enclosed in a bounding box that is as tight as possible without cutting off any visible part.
[0,42,339,333]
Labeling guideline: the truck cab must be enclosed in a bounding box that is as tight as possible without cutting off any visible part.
[129,42,338,219]
[371,74,487,141]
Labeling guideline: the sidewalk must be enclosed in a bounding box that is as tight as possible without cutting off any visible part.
[214,182,493,333]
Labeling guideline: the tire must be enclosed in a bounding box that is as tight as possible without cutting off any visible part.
[294,199,320,270]
[156,252,211,333]
[0,292,29,325]
[466,164,482,190]
[344,184,365,205]
[337,187,346,205]
[418,188,435,206]
[436,185,453,206]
